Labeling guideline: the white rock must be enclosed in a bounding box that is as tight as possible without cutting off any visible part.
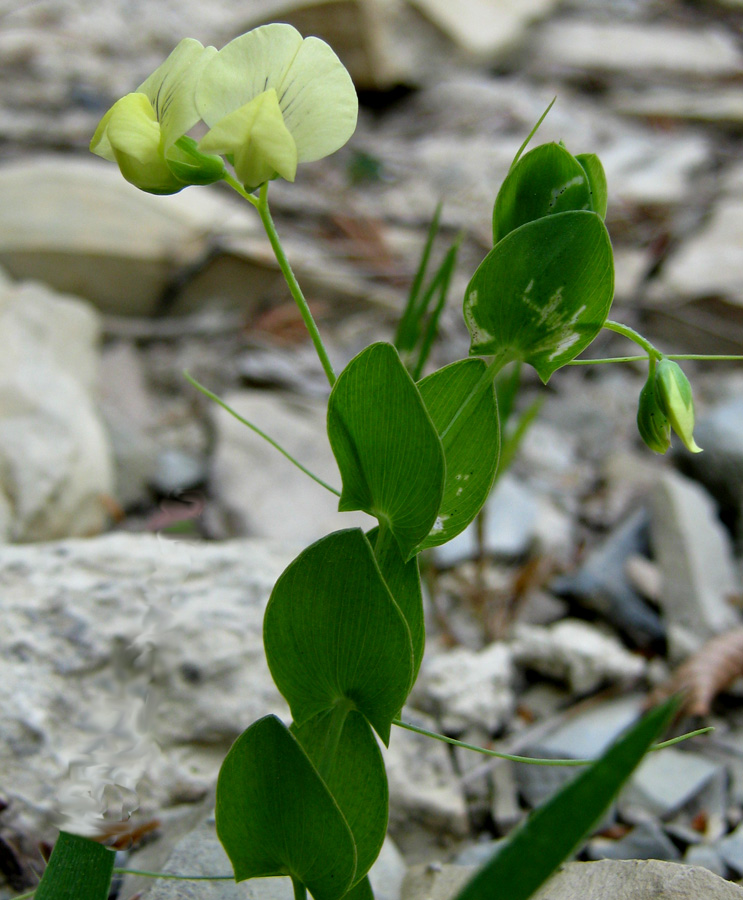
[512,620,646,694]
[0,157,253,316]
[0,533,295,842]
[99,341,160,509]
[432,473,540,567]
[621,748,727,821]
[649,470,740,656]
[601,132,711,208]
[532,21,743,77]
[614,86,743,127]
[411,641,514,733]
[403,859,743,900]
[647,199,743,305]
[410,0,559,58]
[210,389,372,544]
[0,277,114,540]
[384,709,469,850]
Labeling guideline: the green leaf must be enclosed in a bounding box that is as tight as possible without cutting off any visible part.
[369,524,425,685]
[34,831,114,900]
[292,709,388,886]
[464,210,614,383]
[327,342,445,559]
[575,153,608,219]
[452,697,679,900]
[493,143,592,244]
[216,715,357,900]
[415,359,500,550]
[264,528,414,744]
[343,875,375,900]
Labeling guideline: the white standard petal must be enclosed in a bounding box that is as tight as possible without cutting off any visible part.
[138,37,217,150]
[274,35,358,162]
[195,24,304,128]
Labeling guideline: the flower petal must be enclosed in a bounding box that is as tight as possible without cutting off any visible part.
[103,93,183,193]
[199,89,298,188]
[138,37,216,150]
[195,25,304,128]
[90,103,118,161]
[195,23,357,163]
[275,35,358,162]
[103,93,161,164]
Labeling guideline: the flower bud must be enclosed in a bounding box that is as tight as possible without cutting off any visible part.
[637,371,671,454]
[654,358,702,453]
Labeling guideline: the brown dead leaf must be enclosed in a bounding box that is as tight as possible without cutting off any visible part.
[648,626,743,716]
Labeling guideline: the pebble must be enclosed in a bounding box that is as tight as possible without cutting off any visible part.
[550,509,666,649]
[681,398,743,534]
[587,820,681,862]
[384,709,470,858]
[531,20,743,77]
[209,389,372,544]
[432,473,540,567]
[411,641,514,733]
[512,620,646,695]
[649,470,740,658]
[648,199,743,307]
[717,820,743,877]
[620,748,727,821]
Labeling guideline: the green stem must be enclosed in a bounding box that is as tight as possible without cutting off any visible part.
[392,718,713,766]
[569,353,743,366]
[602,320,661,359]
[184,371,341,496]
[223,175,337,387]
[440,351,511,442]
[113,868,233,880]
[293,876,308,900]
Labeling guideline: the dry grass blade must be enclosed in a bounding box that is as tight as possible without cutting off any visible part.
[649,626,743,715]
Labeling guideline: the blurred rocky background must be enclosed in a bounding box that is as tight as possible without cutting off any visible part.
[2,1,743,898]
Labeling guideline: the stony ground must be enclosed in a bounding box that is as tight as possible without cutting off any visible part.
[1,1,743,898]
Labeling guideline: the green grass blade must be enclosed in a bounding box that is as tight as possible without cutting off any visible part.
[395,202,443,353]
[508,98,556,173]
[412,240,460,380]
[452,697,679,900]
[34,831,114,900]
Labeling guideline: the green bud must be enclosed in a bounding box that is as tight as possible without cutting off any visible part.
[654,358,702,453]
[637,371,671,454]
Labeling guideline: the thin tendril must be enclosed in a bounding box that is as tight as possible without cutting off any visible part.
[184,371,341,496]
[392,718,713,766]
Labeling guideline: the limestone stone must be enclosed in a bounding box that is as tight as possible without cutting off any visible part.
[0,157,251,316]
[620,748,727,821]
[0,533,294,845]
[402,859,743,900]
[210,389,372,544]
[411,641,514,733]
[410,0,559,59]
[0,277,114,540]
[384,709,469,854]
[614,87,743,127]
[647,199,743,306]
[512,619,646,694]
[531,21,743,78]
[649,470,740,657]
